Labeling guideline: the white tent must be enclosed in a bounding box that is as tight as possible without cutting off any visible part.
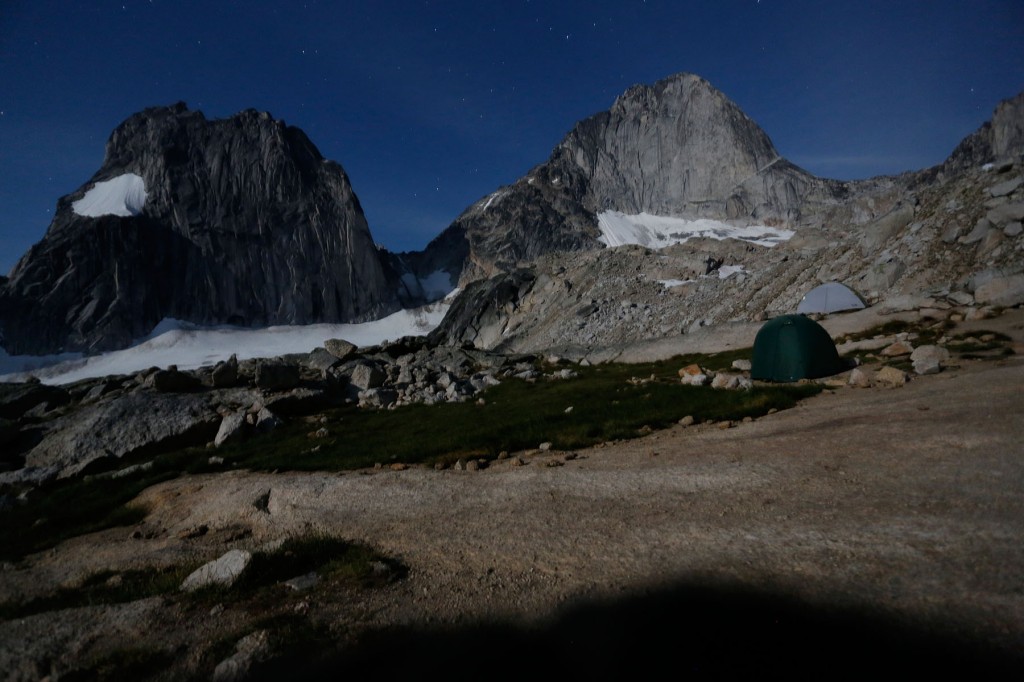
[796,282,866,315]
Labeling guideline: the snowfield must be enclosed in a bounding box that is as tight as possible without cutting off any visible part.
[0,300,453,386]
[597,211,793,249]
[71,173,148,217]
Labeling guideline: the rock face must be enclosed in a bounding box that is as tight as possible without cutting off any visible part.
[0,103,399,355]
[420,73,850,284]
[424,85,1024,355]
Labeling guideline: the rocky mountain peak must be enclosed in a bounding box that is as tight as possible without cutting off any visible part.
[559,71,793,218]
[0,103,398,355]
[416,72,849,287]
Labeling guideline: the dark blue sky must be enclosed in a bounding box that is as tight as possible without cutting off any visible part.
[1,0,1022,275]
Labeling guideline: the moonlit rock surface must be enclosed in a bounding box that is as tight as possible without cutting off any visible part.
[71,173,147,217]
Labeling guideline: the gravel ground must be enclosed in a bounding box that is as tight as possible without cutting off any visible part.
[2,310,1023,679]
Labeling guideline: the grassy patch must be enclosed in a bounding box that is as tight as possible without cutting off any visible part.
[0,534,400,622]
[945,329,1012,354]
[214,358,820,471]
[0,564,197,620]
[835,319,955,346]
[0,473,170,562]
[235,535,405,594]
[59,647,176,682]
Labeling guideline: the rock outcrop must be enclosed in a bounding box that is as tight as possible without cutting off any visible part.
[0,103,399,355]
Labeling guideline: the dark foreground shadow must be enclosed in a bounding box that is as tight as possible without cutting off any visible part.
[258,581,1023,680]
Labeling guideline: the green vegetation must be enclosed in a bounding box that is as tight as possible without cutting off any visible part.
[59,647,177,682]
[214,356,819,471]
[0,534,398,620]
[945,330,1012,354]
[0,474,161,562]
[219,535,404,599]
[0,354,821,561]
[835,318,956,346]
[0,564,197,620]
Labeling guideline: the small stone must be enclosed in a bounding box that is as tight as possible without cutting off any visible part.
[880,341,914,357]
[876,366,908,387]
[679,415,695,427]
[911,345,950,376]
[538,442,553,451]
[731,359,752,372]
[283,572,319,591]
[390,462,408,471]
[848,367,873,388]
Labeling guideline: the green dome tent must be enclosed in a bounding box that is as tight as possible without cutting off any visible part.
[751,314,845,382]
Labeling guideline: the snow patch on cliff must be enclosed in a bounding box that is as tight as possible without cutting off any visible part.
[72,173,148,217]
[597,212,793,249]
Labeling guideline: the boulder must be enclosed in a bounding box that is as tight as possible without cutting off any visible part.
[211,355,239,388]
[252,407,281,433]
[358,388,398,409]
[0,382,70,419]
[261,387,331,416]
[961,218,993,244]
[180,549,252,591]
[212,630,272,682]
[875,366,908,387]
[307,348,340,373]
[22,391,218,479]
[910,345,950,375]
[215,412,247,447]
[149,368,201,392]
[324,338,358,361]
[350,362,386,390]
[988,175,1022,197]
[986,202,1024,226]
[974,273,1024,308]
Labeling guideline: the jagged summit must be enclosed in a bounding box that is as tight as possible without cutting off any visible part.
[415,72,849,285]
[0,103,399,354]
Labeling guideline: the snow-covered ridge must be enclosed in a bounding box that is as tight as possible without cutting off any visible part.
[596,211,793,249]
[0,300,454,386]
[71,173,148,217]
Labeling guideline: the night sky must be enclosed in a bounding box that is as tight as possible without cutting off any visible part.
[1,0,1022,275]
